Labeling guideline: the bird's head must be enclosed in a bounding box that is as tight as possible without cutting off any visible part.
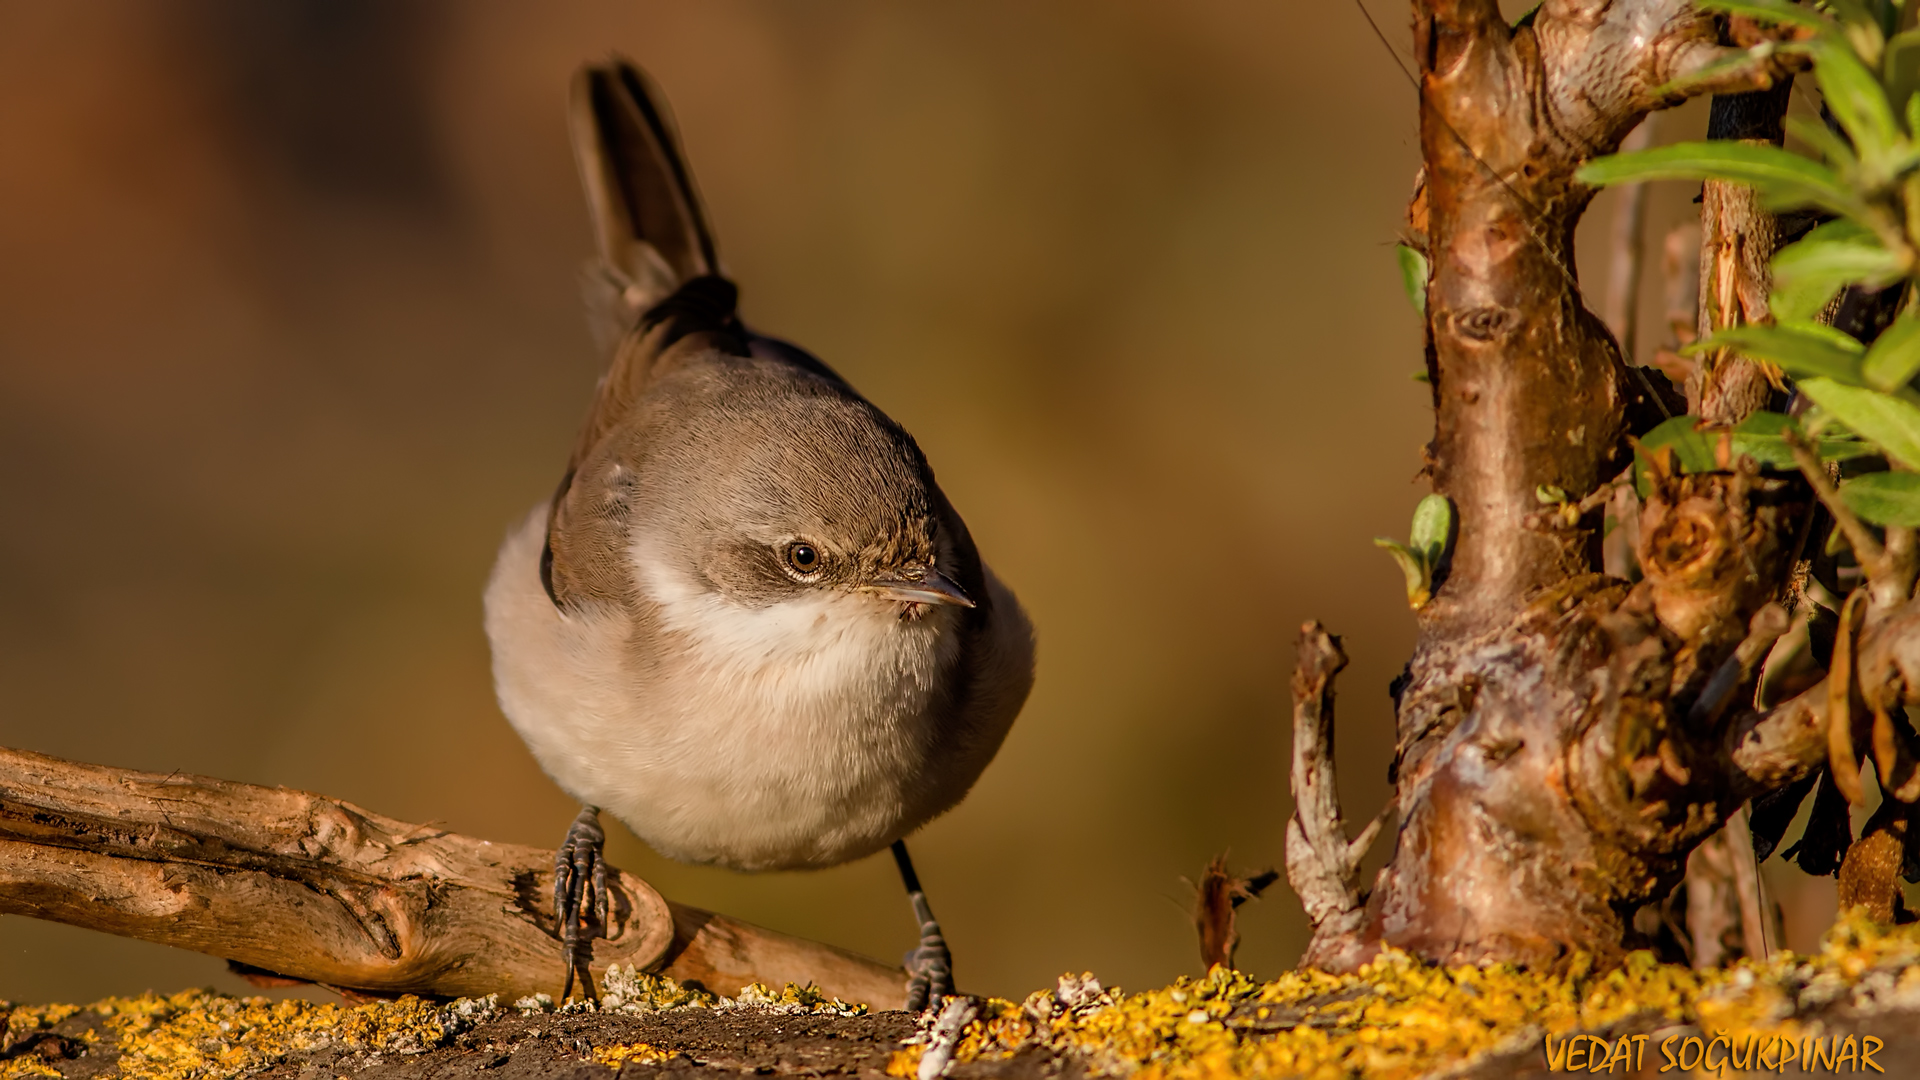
[642,363,975,623]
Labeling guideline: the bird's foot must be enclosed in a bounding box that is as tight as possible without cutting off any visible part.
[554,806,608,1001]
[902,890,953,1012]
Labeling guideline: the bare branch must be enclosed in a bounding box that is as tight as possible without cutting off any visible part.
[1660,41,1801,98]
[0,746,909,1007]
[1722,809,1770,961]
[1730,595,1920,796]
[1604,122,1654,362]
[1689,602,1790,727]
[1284,623,1380,954]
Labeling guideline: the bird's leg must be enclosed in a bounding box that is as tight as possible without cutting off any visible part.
[890,839,953,1011]
[553,806,609,1001]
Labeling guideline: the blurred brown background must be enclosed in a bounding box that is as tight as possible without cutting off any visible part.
[0,1,1846,1006]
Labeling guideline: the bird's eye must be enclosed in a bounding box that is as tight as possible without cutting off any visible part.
[785,541,823,576]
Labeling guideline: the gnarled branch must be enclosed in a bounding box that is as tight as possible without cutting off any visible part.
[0,746,909,1007]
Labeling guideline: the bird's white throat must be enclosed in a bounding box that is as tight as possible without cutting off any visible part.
[631,532,958,695]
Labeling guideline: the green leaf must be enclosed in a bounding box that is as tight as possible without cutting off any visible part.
[1396,243,1429,318]
[1771,277,1847,324]
[1576,142,1861,219]
[1785,116,1862,171]
[1701,0,1835,34]
[1821,0,1890,61]
[1810,36,1905,164]
[1772,219,1907,285]
[1408,493,1452,566]
[1769,219,1908,321]
[1690,322,1867,384]
[1863,310,1920,390]
[1638,415,1722,473]
[1886,27,1920,129]
[1635,412,1876,491]
[1373,539,1430,610]
[1375,494,1452,611]
[1800,376,1920,467]
[1827,517,1854,555]
[1729,410,1879,467]
[1777,317,1874,352]
[1840,470,1920,525]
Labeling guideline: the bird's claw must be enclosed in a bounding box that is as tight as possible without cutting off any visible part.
[902,891,953,1013]
[554,806,609,1001]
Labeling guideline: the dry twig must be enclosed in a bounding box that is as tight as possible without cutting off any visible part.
[1284,622,1385,969]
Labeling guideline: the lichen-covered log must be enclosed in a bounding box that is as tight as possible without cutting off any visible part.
[0,746,909,1007]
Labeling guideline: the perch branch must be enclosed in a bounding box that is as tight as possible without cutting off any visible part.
[0,746,909,1007]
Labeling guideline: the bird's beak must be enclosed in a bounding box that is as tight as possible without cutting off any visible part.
[864,566,975,608]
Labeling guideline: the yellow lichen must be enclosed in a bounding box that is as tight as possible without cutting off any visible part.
[885,1045,921,1077]
[0,989,485,1080]
[8,912,1920,1080]
[587,1040,672,1068]
[598,964,720,1012]
[724,981,868,1016]
[952,911,1920,1079]
[3,1002,92,1080]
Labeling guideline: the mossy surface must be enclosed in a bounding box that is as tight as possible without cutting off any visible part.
[7,915,1920,1079]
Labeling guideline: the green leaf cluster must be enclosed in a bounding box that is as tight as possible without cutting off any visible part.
[1580,0,1920,530]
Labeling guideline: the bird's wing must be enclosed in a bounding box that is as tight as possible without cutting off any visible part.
[543,60,730,610]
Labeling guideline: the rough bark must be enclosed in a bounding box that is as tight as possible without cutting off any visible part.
[0,746,910,1007]
[1285,0,1826,972]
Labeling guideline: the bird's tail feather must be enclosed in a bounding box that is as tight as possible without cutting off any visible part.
[570,60,719,355]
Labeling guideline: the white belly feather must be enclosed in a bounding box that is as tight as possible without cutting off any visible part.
[483,508,965,870]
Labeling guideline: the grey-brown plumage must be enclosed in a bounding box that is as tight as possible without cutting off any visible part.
[483,60,1034,1009]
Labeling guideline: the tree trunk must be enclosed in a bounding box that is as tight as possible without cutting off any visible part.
[1284,0,1920,972]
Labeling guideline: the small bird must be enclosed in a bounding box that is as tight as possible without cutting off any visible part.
[483,59,1035,1011]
